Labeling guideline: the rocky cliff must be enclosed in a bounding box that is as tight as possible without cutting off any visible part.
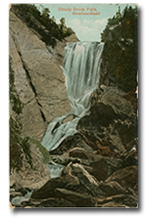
[9,5,138,208]
[9,10,78,141]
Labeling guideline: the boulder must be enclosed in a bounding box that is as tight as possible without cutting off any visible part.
[99,181,127,196]
[56,188,98,207]
[100,86,134,117]
[10,182,29,200]
[105,165,138,189]
[68,147,99,160]
[67,163,100,186]
[50,133,94,155]
[31,162,104,205]
[89,158,109,181]
[101,201,127,208]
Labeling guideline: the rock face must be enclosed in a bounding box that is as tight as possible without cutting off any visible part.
[9,11,78,141]
[10,138,51,190]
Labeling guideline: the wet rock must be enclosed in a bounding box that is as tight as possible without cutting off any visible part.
[10,182,28,200]
[114,116,138,147]
[51,153,81,166]
[69,147,99,160]
[31,176,75,200]
[101,201,127,208]
[120,146,138,167]
[105,165,138,189]
[96,194,127,206]
[10,191,32,207]
[35,197,76,207]
[77,102,126,155]
[50,133,94,155]
[69,147,122,182]
[99,181,127,196]
[87,156,122,182]
[100,86,134,118]
[67,163,100,186]
[56,188,98,207]
[21,197,76,207]
[97,192,138,208]
[89,158,109,181]
[62,163,104,198]
[90,85,134,120]
[31,162,104,205]
[89,102,118,128]
[121,194,138,207]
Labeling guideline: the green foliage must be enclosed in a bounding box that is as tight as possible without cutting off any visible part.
[101,6,138,92]
[9,57,33,171]
[10,116,23,171]
[11,4,74,47]
[9,118,33,171]
[9,57,24,115]
[29,138,51,164]
[58,17,74,38]
[41,8,50,19]
[9,58,51,171]
[21,137,33,169]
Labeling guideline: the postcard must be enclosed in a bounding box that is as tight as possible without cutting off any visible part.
[9,3,138,208]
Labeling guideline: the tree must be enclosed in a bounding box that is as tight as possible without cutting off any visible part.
[101,6,138,92]
[42,7,50,19]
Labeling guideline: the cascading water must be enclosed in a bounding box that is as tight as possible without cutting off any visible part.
[42,42,104,154]
[62,41,104,116]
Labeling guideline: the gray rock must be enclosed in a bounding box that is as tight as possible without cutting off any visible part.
[20,99,47,141]
[100,86,134,117]
[9,11,78,141]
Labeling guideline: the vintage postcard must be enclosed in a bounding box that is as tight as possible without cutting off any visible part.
[9,3,138,208]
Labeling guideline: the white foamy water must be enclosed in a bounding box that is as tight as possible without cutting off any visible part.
[42,42,104,152]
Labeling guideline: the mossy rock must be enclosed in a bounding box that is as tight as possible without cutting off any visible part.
[28,137,51,164]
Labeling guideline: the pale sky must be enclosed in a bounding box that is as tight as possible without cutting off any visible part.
[35,4,136,41]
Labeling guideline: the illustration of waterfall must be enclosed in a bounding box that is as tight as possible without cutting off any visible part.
[63,41,104,116]
[42,42,104,153]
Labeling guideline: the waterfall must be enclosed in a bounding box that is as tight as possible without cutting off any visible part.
[62,41,104,116]
[42,42,104,152]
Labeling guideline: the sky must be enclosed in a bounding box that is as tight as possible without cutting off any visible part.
[35,3,136,41]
